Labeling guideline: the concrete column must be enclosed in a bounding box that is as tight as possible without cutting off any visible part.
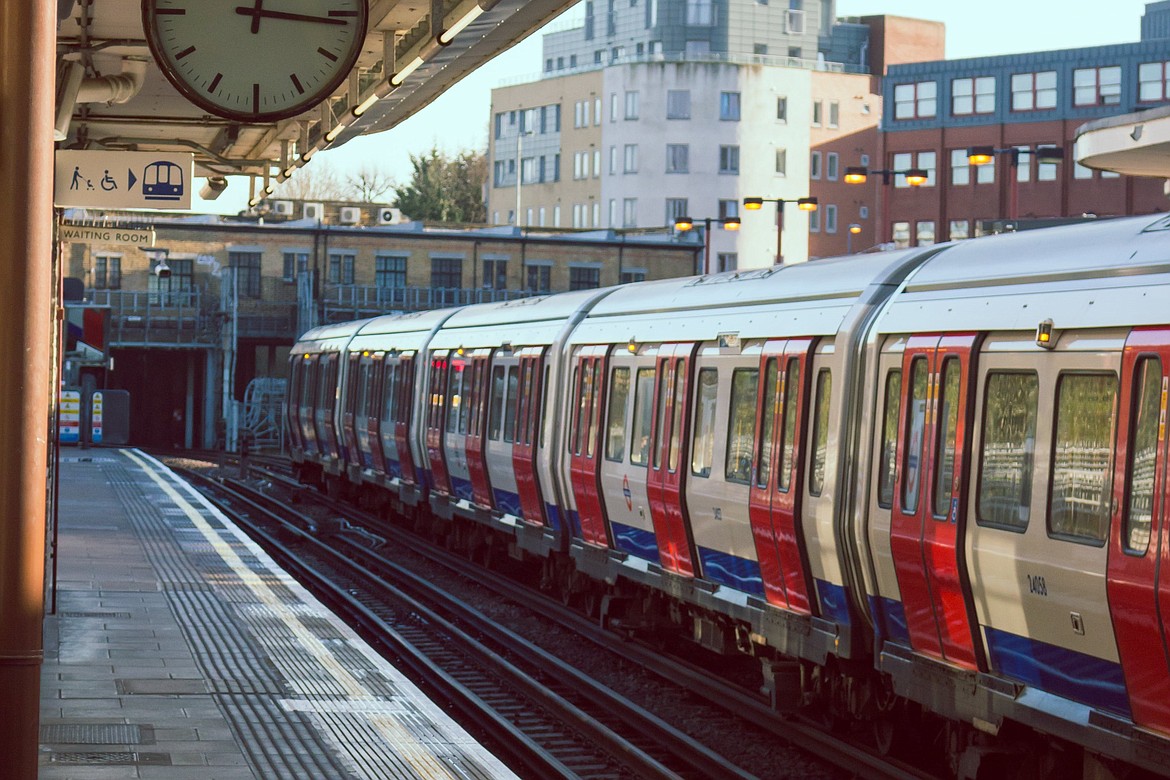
[0,0,55,775]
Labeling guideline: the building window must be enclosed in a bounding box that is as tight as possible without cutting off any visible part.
[686,0,713,25]
[1011,70,1057,111]
[625,90,639,119]
[812,99,823,126]
[1038,149,1059,182]
[916,221,936,246]
[666,198,688,224]
[431,257,462,294]
[809,207,820,233]
[482,258,508,289]
[282,250,308,282]
[624,144,638,173]
[720,91,741,120]
[775,148,787,176]
[621,270,647,284]
[1139,61,1170,102]
[574,151,587,180]
[570,266,602,290]
[948,220,969,240]
[609,145,618,174]
[892,221,910,249]
[950,149,970,185]
[719,145,740,174]
[718,199,738,219]
[610,91,617,120]
[828,100,839,127]
[826,152,839,181]
[952,76,995,115]
[666,144,689,173]
[623,198,638,227]
[893,80,937,119]
[893,151,936,187]
[328,251,356,285]
[716,253,737,273]
[777,96,788,121]
[824,204,837,233]
[1074,65,1121,106]
[93,255,120,289]
[230,251,263,298]
[810,150,821,179]
[526,264,551,292]
[667,89,691,119]
[375,255,407,288]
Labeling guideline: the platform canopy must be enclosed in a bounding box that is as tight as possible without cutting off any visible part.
[55,0,573,199]
[1076,103,1170,178]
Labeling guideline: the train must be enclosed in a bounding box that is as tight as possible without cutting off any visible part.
[286,213,1170,778]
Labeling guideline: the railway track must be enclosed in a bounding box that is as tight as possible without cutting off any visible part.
[178,466,757,780]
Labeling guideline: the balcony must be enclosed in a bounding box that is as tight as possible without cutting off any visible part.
[88,289,215,347]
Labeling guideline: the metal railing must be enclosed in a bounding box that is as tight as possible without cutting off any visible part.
[322,284,539,321]
[88,288,215,346]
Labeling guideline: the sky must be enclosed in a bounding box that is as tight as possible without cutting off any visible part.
[193,0,1159,215]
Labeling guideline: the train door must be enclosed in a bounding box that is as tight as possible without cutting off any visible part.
[443,352,473,501]
[298,355,319,456]
[748,339,816,613]
[1108,328,1170,734]
[315,353,341,462]
[425,351,453,495]
[358,353,384,472]
[890,333,983,670]
[568,346,611,547]
[287,355,304,453]
[484,357,522,515]
[384,353,417,485]
[342,354,362,466]
[513,348,547,525]
[465,352,494,509]
[645,343,700,576]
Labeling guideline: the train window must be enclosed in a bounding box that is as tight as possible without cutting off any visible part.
[652,362,670,470]
[519,362,535,445]
[1125,358,1161,554]
[977,372,1038,531]
[630,368,655,466]
[504,366,520,444]
[540,364,550,449]
[605,367,630,462]
[932,358,961,518]
[778,359,801,492]
[446,363,465,434]
[576,363,595,456]
[356,363,370,419]
[691,368,718,477]
[1049,372,1117,545]
[809,369,832,496]
[902,358,929,513]
[878,370,902,508]
[489,365,506,440]
[383,364,399,423]
[668,361,687,473]
[725,368,758,483]
[757,359,780,487]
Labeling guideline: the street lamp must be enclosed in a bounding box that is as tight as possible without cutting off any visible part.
[966,144,1064,220]
[847,223,862,253]
[674,215,741,275]
[844,166,928,245]
[742,196,817,263]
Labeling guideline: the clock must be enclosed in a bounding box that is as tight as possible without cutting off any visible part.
[142,0,369,122]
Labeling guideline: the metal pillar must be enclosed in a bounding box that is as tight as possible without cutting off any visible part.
[0,1,55,775]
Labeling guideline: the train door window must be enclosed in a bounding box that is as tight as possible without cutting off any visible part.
[356,362,369,418]
[489,365,506,440]
[809,369,832,496]
[630,367,655,466]
[504,366,520,443]
[691,368,718,477]
[300,359,315,408]
[446,363,465,433]
[605,367,630,461]
[932,358,961,517]
[575,364,594,456]
[878,370,902,507]
[1125,358,1162,553]
[668,361,687,472]
[778,358,801,492]
[1049,372,1117,544]
[726,368,758,483]
[540,365,550,449]
[383,364,399,423]
[757,358,780,487]
[977,372,1038,531]
[652,363,671,470]
[902,358,929,512]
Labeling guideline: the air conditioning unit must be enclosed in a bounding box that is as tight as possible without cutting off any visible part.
[339,206,361,224]
[786,9,804,35]
[271,200,293,216]
[377,207,401,225]
[302,202,324,221]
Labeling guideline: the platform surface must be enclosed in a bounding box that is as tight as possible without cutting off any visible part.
[39,448,518,779]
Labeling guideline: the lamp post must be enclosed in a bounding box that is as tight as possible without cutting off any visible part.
[674,215,741,275]
[847,223,861,253]
[742,196,817,263]
[966,144,1064,221]
[514,129,533,226]
[843,165,928,245]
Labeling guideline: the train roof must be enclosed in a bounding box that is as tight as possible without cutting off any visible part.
[292,317,373,349]
[353,307,456,337]
[876,213,1170,335]
[428,288,613,349]
[569,248,927,344]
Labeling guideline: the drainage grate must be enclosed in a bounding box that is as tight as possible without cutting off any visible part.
[49,751,171,765]
[59,611,132,620]
[40,723,149,745]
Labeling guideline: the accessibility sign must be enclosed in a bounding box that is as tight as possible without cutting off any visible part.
[54,150,193,210]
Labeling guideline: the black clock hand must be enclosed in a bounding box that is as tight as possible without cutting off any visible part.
[234,6,348,26]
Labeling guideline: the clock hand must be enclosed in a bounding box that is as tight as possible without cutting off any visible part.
[234,6,348,26]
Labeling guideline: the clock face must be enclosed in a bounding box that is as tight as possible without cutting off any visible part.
[143,0,368,122]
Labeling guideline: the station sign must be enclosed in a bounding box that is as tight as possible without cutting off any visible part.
[54,150,193,210]
[59,224,155,247]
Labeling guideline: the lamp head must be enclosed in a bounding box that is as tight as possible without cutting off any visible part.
[797,197,818,212]
[967,146,995,166]
[742,197,764,210]
[844,166,868,184]
[674,216,695,231]
[848,223,862,234]
[1035,145,1065,165]
[904,168,928,187]
[722,217,741,231]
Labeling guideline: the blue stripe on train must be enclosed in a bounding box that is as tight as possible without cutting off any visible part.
[868,595,911,646]
[493,488,522,517]
[815,579,852,627]
[611,522,661,564]
[451,475,474,502]
[984,626,1131,718]
[697,547,764,596]
[545,503,563,533]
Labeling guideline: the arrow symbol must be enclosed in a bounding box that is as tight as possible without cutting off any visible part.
[127,169,137,190]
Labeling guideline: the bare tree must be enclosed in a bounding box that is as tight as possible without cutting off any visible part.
[345,162,396,203]
[270,165,346,201]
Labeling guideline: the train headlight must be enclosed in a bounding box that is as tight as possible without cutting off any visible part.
[1036,319,1055,350]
